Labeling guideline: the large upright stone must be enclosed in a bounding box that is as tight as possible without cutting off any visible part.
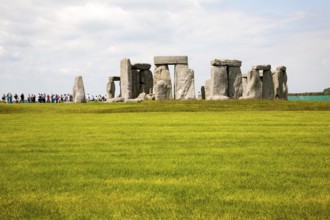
[131,69,141,99]
[154,56,188,65]
[201,86,206,100]
[140,70,153,94]
[120,58,132,99]
[228,67,243,99]
[154,80,167,100]
[154,65,172,99]
[174,65,195,100]
[205,79,212,100]
[240,70,262,99]
[262,70,274,99]
[273,66,288,100]
[73,76,86,103]
[210,66,228,99]
[106,77,116,100]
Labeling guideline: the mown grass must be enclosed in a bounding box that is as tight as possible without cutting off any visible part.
[0,101,329,219]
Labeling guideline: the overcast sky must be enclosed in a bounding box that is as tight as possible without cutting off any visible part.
[1,0,330,96]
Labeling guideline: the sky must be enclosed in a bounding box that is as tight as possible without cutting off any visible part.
[1,0,330,96]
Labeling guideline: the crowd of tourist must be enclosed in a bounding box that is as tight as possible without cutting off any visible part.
[1,93,107,103]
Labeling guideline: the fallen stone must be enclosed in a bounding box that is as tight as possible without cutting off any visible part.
[209,95,230,100]
[154,56,188,65]
[107,97,124,103]
[131,63,151,70]
[211,59,242,67]
[73,76,86,103]
[136,92,147,101]
[252,65,271,71]
[146,94,155,100]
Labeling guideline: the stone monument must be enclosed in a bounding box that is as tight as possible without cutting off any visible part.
[273,66,288,100]
[73,76,86,103]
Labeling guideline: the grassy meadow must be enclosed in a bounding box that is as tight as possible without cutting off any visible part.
[0,100,329,219]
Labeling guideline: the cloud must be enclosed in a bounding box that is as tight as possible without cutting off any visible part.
[0,0,329,94]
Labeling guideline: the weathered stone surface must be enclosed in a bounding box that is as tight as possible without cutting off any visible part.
[131,69,141,99]
[146,94,155,100]
[262,70,274,100]
[228,66,243,99]
[154,65,172,99]
[205,79,212,100]
[324,88,330,95]
[136,92,147,101]
[131,63,151,70]
[106,77,116,100]
[211,59,242,67]
[201,86,206,100]
[139,70,153,94]
[273,66,288,100]
[109,76,120,81]
[240,70,262,100]
[154,56,188,65]
[210,66,228,98]
[174,66,195,100]
[276,66,287,71]
[107,97,124,103]
[120,58,132,99]
[242,74,248,97]
[154,80,167,100]
[252,65,271,71]
[73,76,86,103]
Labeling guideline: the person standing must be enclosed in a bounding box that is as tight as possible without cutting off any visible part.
[20,93,25,103]
[6,93,12,103]
[2,94,5,103]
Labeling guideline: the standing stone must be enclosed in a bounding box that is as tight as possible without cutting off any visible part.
[174,67,195,100]
[240,70,262,99]
[273,66,288,100]
[205,79,212,100]
[210,66,229,99]
[228,67,243,99]
[242,74,248,97]
[262,70,274,99]
[154,65,173,99]
[155,80,167,100]
[131,69,140,99]
[106,77,116,100]
[140,70,153,94]
[120,58,132,99]
[201,86,206,100]
[73,76,86,103]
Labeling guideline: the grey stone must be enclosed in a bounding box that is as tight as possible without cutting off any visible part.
[108,97,124,103]
[240,70,262,100]
[273,67,288,100]
[242,74,248,97]
[205,79,212,100]
[201,86,206,100]
[154,80,167,100]
[154,56,188,65]
[140,70,153,94]
[131,63,151,70]
[252,65,271,71]
[209,95,230,100]
[174,64,195,100]
[276,66,287,71]
[154,65,173,100]
[131,69,141,99]
[146,94,155,100]
[211,59,242,67]
[228,66,243,99]
[109,76,120,81]
[120,58,132,99]
[262,70,274,100]
[125,98,143,103]
[324,88,330,95]
[73,76,86,103]
[136,92,147,101]
[106,77,116,100]
[210,66,228,98]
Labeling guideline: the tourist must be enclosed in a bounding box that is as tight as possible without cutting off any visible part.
[2,94,5,103]
[6,93,12,103]
[20,93,25,103]
[14,93,18,103]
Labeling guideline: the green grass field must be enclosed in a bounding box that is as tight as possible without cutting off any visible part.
[0,101,329,219]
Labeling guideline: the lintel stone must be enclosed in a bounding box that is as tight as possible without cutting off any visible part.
[252,65,271,71]
[276,66,287,71]
[109,76,120,81]
[154,56,188,65]
[131,63,151,70]
[211,59,242,67]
